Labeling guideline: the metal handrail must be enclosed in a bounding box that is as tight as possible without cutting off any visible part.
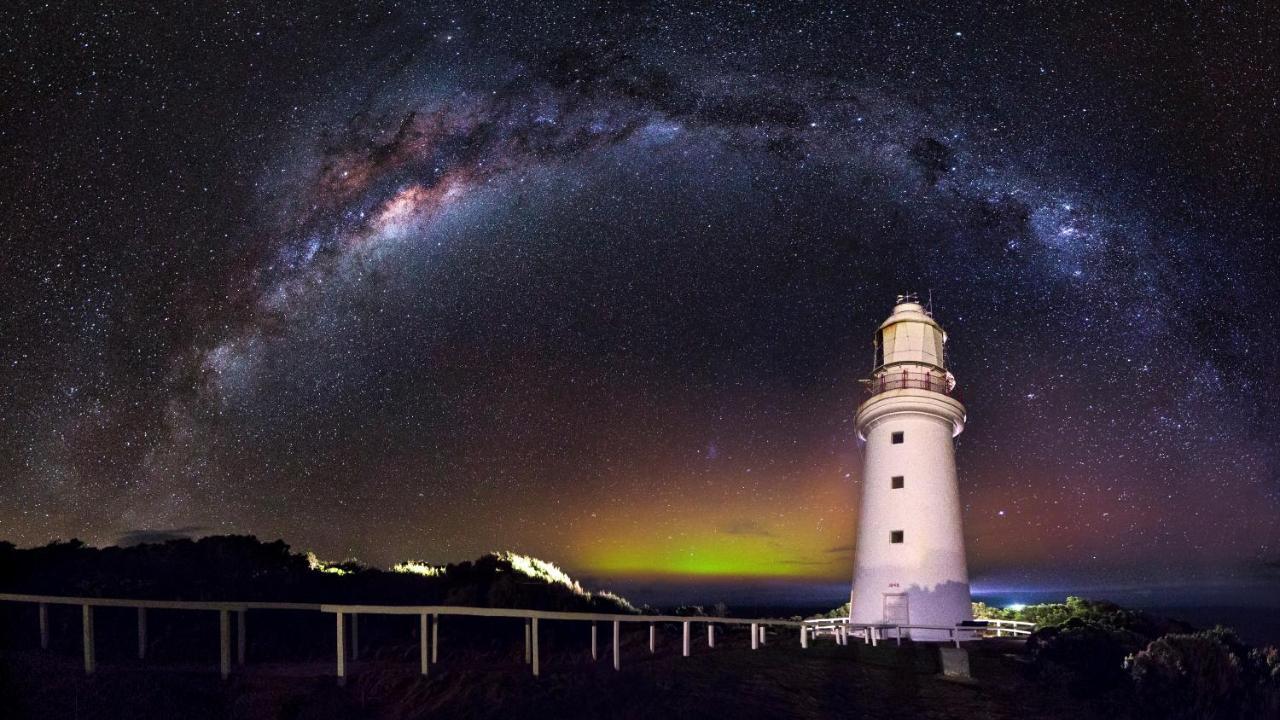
[862,368,962,403]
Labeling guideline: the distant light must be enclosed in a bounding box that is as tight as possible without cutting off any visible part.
[1006,603,1026,612]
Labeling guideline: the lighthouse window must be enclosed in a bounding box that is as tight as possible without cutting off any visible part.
[891,431,904,444]
[891,475,904,489]
[890,530,904,544]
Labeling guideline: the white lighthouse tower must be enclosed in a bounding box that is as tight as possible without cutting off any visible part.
[849,295,971,639]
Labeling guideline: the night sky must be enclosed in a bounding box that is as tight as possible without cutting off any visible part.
[2,2,1278,607]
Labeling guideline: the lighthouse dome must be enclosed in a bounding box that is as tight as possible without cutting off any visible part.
[874,300,947,371]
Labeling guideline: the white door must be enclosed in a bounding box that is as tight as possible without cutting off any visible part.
[883,593,909,624]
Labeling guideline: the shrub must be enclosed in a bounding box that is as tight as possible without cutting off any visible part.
[1131,628,1280,719]
[811,601,850,620]
[971,601,1016,620]
[1027,617,1147,696]
[1131,628,1246,719]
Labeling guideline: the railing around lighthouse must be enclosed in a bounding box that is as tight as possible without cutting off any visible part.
[862,368,962,403]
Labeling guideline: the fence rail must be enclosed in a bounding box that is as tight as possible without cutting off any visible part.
[1,592,1024,684]
[802,616,1035,647]
[970,618,1035,637]
[0,592,802,684]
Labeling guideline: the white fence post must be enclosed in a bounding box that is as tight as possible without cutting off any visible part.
[219,610,231,680]
[682,621,690,657]
[612,620,620,671]
[649,623,656,653]
[431,614,439,663]
[760,625,767,646]
[591,622,598,660]
[750,623,759,650]
[335,612,346,686]
[82,604,95,675]
[531,617,540,677]
[137,607,147,660]
[419,612,429,676]
[800,625,808,648]
[38,603,49,650]
[707,624,715,648]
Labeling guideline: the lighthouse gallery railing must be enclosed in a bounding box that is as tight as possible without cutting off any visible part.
[863,368,962,403]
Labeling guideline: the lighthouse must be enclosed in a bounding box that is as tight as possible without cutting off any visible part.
[849,296,971,639]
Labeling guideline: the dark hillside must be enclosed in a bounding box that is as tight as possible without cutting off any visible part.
[0,537,636,613]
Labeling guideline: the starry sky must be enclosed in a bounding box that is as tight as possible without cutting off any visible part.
[2,2,1278,607]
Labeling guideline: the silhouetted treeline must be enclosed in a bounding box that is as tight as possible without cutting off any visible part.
[0,536,636,614]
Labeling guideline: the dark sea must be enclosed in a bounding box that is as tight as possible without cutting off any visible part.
[1132,606,1280,648]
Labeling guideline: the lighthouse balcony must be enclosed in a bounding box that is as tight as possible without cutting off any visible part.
[861,369,963,404]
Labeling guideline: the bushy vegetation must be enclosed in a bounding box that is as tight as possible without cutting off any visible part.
[0,536,637,614]
[983,596,1280,717]
[1131,627,1280,719]
[390,559,444,577]
[808,601,850,620]
[973,596,1177,636]
[1027,617,1150,697]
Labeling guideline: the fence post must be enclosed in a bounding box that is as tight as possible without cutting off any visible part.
[237,610,246,664]
[800,625,808,648]
[531,617,540,677]
[39,603,49,650]
[649,623,655,653]
[707,624,715,648]
[419,612,429,676]
[219,610,231,680]
[335,612,346,686]
[751,623,759,650]
[760,625,767,646]
[82,604,95,675]
[612,620,620,671]
[591,622,598,660]
[137,607,147,660]
[682,621,690,657]
[431,614,439,663]
[524,618,532,664]
[351,612,359,661]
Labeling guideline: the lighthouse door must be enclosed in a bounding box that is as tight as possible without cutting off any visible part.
[882,593,909,624]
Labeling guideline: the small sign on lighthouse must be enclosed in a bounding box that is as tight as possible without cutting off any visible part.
[848,296,972,640]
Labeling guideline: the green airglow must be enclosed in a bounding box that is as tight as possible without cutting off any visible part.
[584,537,837,579]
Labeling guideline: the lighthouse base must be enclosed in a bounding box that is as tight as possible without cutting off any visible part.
[849,572,972,641]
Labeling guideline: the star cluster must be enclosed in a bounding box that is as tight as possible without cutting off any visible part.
[1,2,1277,606]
